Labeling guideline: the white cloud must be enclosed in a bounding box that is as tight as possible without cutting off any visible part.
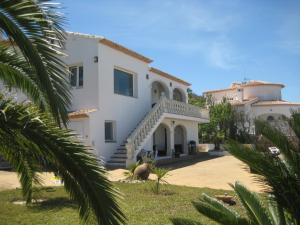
[72,0,243,69]
[208,40,239,69]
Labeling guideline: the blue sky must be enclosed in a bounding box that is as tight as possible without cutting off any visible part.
[61,0,300,101]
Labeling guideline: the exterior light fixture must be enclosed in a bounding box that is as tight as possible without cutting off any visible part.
[94,56,98,63]
[146,74,149,80]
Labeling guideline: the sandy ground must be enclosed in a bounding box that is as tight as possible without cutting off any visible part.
[0,155,263,192]
[0,172,62,191]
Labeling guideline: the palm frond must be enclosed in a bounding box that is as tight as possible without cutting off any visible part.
[193,193,250,225]
[0,0,71,125]
[233,182,273,225]
[268,197,287,225]
[0,95,125,224]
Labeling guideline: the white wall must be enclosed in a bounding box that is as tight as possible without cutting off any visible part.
[148,71,189,103]
[94,43,152,161]
[142,118,199,156]
[64,34,100,111]
[252,105,300,118]
[209,89,242,103]
[243,85,282,101]
[64,34,192,162]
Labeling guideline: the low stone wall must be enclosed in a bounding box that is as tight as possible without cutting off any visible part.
[197,144,215,152]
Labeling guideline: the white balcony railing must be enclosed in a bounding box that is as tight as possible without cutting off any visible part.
[126,96,209,162]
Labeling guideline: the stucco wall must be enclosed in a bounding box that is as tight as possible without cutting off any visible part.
[209,89,242,103]
[252,105,300,118]
[64,34,193,162]
[143,118,199,155]
[243,85,282,101]
[64,34,100,111]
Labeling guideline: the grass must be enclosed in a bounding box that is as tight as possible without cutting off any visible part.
[0,182,245,225]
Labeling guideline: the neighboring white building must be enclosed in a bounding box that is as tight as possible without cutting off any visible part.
[203,80,300,133]
[64,32,209,167]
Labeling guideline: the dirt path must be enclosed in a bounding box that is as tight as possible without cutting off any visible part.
[0,155,263,192]
[0,172,62,191]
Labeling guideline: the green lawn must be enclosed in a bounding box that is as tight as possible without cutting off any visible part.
[0,182,245,225]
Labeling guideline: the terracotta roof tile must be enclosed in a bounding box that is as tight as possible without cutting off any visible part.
[68,109,97,119]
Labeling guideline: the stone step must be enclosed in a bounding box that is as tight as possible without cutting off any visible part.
[105,162,126,169]
[107,158,126,163]
[111,155,127,159]
[113,152,127,157]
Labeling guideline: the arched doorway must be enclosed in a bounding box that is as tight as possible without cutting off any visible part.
[173,88,186,102]
[153,123,171,157]
[151,81,169,106]
[174,125,187,154]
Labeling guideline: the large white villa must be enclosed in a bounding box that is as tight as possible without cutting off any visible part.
[64,32,209,167]
[204,80,300,133]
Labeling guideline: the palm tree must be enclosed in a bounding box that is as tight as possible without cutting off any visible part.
[0,0,71,125]
[172,181,292,225]
[152,167,169,194]
[0,1,125,224]
[228,115,300,224]
[171,113,300,225]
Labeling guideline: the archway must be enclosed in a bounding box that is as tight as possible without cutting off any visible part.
[174,125,187,154]
[151,81,169,106]
[153,123,171,157]
[173,88,186,102]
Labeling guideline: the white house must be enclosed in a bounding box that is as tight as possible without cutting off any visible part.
[64,32,209,168]
[203,80,300,133]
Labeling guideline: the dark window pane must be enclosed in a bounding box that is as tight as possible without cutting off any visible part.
[114,69,133,96]
[70,67,77,87]
[79,66,83,87]
[105,122,114,141]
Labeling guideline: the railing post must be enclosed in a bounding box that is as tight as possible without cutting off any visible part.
[125,140,134,168]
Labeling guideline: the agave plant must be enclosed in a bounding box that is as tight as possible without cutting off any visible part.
[0,1,125,224]
[171,181,292,225]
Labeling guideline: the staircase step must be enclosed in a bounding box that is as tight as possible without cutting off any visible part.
[114,151,127,155]
[111,155,127,159]
[107,158,126,163]
[106,162,126,169]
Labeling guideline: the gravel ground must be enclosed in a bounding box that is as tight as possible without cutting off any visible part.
[0,155,263,192]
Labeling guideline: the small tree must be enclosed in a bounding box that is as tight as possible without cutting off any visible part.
[187,89,206,108]
[151,167,169,194]
[199,99,235,149]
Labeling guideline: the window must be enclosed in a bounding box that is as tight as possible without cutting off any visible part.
[69,65,83,88]
[114,69,134,97]
[105,121,116,142]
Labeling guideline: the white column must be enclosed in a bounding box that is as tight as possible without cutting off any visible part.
[169,123,175,157]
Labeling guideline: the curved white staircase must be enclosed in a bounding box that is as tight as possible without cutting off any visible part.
[106,96,208,168]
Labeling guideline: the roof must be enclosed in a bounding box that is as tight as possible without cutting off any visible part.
[149,67,191,86]
[252,101,300,107]
[67,31,153,63]
[68,108,97,119]
[231,98,259,106]
[242,80,285,88]
[204,80,285,94]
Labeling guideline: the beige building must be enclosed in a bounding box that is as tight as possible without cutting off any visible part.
[203,80,300,134]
